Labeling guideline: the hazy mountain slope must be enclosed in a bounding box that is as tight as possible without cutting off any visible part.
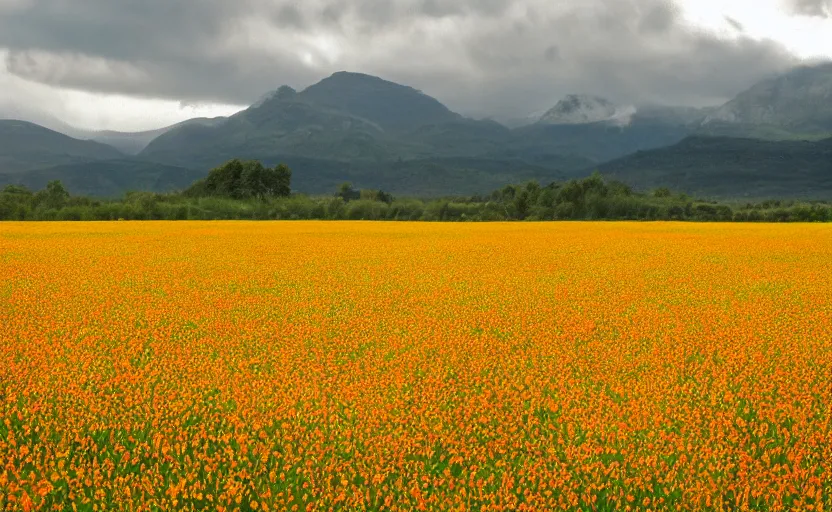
[510,118,692,163]
[498,95,711,163]
[0,159,204,197]
[636,105,713,125]
[538,95,634,125]
[90,117,229,155]
[0,99,230,155]
[701,63,832,137]
[0,120,124,173]
[596,136,832,198]
[0,103,88,139]
[88,128,170,155]
[405,119,513,157]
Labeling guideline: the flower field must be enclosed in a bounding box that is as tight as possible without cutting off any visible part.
[1,221,831,511]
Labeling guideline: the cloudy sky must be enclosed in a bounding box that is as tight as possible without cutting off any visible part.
[1,0,831,131]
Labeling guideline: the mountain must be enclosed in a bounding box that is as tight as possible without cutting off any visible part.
[494,96,712,164]
[537,95,635,126]
[140,72,533,171]
[138,74,602,197]
[140,94,399,168]
[89,117,229,155]
[252,85,299,108]
[0,159,203,197]
[0,120,124,174]
[0,103,88,139]
[0,100,231,155]
[0,120,203,198]
[406,118,512,157]
[595,136,832,199]
[296,71,462,132]
[141,75,689,180]
[509,115,693,164]
[637,105,713,126]
[701,63,832,138]
[11,64,832,199]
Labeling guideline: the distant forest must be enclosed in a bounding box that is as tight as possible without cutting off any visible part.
[1,159,830,222]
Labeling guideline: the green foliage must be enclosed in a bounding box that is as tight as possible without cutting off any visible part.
[359,189,394,205]
[2,184,33,196]
[186,160,292,199]
[35,180,70,209]
[337,183,361,202]
[2,174,830,223]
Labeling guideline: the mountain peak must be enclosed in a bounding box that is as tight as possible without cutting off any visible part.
[329,70,382,80]
[298,71,461,131]
[252,85,298,108]
[538,95,636,126]
[314,71,421,93]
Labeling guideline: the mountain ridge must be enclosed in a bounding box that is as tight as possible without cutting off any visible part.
[701,62,832,136]
[595,135,832,198]
[537,95,637,126]
[5,63,832,199]
[0,120,124,174]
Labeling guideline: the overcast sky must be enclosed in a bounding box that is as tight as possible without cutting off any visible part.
[1,0,831,131]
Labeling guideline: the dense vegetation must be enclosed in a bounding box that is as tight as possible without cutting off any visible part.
[183,159,292,199]
[2,159,830,222]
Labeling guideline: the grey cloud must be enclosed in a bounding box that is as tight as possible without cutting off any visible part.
[0,0,809,120]
[790,0,831,17]
[273,4,307,29]
[724,17,745,32]
[637,4,678,34]
[543,45,561,63]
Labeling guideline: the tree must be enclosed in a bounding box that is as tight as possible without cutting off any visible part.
[272,164,292,197]
[524,181,542,205]
[239,160,266,198]
[513,190,530,220]
[536,187,556,208]
[35,180,70,209]
[360,189,394,204]
[193,159,291,199]
[2,184,33,196]
[337,183,360,202]
[608,181,633,197]
[204,159,244,197]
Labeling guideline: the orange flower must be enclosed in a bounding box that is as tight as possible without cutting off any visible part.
[0,221,830,511]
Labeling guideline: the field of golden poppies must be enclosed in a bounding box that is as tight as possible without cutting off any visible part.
[1,221,831,511]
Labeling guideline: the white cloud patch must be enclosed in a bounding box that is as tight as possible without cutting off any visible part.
[0,51,243,131]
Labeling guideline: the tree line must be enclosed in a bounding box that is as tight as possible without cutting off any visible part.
[2,159,831,222]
